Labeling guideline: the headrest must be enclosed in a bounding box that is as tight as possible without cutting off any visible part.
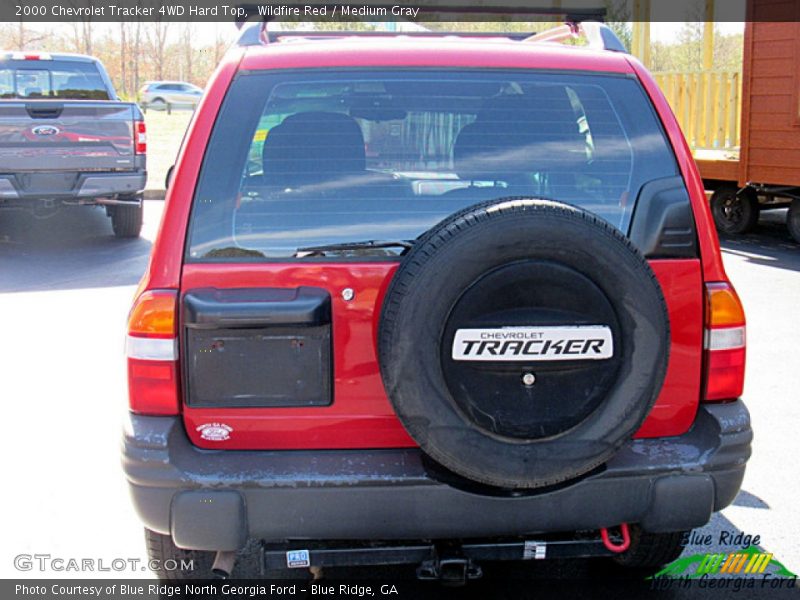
[63,75,87,88]
[453,90,586,181]
[262,111,366,188]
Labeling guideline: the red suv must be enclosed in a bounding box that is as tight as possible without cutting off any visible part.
[123,22,750,581]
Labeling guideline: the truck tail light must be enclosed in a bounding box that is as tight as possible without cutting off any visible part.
[11,52,52,60]
[134,120,146,154]
[126,290,179,415]
[703,282,746,402]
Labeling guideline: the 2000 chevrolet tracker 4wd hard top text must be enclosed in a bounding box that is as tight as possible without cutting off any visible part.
[122,20,751,581]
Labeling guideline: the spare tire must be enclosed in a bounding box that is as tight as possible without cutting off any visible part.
[378,198,669,489]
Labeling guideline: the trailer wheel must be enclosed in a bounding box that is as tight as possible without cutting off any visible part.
[710,186,758,235]
[787,199,800,244]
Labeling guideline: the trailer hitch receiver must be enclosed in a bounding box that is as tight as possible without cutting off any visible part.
[416,557,482,585]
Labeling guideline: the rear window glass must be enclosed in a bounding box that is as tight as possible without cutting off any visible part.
[0,60,109,100]
[187,70,678,261]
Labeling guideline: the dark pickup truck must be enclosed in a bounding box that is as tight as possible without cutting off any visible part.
[0,52,146,238]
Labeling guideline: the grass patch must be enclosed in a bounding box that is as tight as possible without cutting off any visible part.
[142,108,194,191]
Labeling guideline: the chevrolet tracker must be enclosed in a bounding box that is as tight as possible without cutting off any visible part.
[122,17,751,582]
[452,326,613,360]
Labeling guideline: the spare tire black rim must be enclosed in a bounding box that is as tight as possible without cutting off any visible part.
[441,258,622,440]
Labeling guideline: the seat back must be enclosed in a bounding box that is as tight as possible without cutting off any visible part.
[262,111,366,189]
[451,89,588,198]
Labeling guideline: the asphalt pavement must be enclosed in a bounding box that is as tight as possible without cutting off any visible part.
[0,201,798,593]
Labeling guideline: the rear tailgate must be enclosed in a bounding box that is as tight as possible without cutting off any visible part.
[176,67,704,451]
[0,101,136,172]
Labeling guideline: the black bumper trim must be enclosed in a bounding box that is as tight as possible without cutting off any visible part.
[122,401,751,551]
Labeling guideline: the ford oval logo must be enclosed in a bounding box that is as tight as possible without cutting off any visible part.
[32,125,60,136]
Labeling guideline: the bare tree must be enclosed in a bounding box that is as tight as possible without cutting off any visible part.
[213,24,228,66]
[5,22,46,49]
[68,0,93,54]
[132,17,142,94]
[119,21,128,97]
[181,24,193,83]
[148,21,171,80]
[69,20,93,54]
[81,19,92,55]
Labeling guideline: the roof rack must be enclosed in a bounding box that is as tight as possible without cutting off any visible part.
[525,21,626,52]
[234,3,607,27]
[233,3,626,53]
[237,22,627,53]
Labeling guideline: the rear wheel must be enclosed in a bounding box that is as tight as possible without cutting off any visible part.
[787,199,800,244]
[111,201,143,238]
[145,529,302,580]
[612,525,686,571]
[710,186,758,235]
[145,529,215,580]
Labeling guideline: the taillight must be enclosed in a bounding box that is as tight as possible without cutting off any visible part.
[703,282,746,402]
[134,120,146,154]
[11,52,51,60]
[126,290,179,415]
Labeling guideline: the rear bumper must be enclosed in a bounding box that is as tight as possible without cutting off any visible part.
[0,170,146,201]
[122,401,751,552]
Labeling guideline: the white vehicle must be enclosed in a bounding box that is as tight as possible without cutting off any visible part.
[139,80,203,110]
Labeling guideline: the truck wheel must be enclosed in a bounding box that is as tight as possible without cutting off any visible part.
[710,186,758,235]
[787,199,800,244]
[378,198,669,489]
[612,525,686,570]
[145,529,215,580]
[111,202,143,238]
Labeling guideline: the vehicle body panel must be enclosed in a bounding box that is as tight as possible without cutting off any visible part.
[238,39,635,74]
[180,257,702,449]
[0,102,137,172]
[163,44,711,450]
[626,56,727,283]
[0,53,145,202]
[125,401,751,546]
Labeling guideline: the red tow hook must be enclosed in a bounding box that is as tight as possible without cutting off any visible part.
[600,523,631,553]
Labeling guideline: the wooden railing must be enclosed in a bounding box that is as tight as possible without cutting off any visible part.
[652,70,742,153]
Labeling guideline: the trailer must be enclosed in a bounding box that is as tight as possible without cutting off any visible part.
[696,7,800,241]
[633,0,800,242]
